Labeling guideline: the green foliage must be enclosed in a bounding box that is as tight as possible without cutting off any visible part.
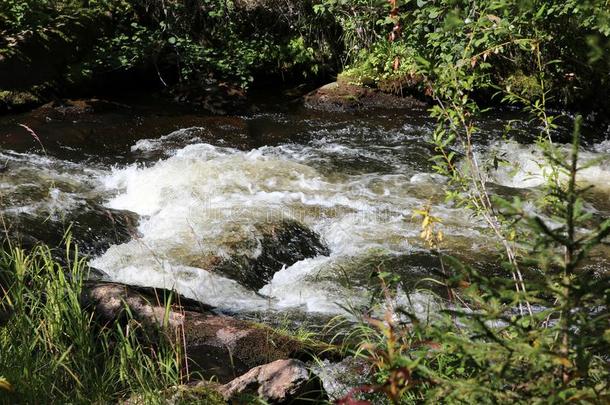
[0,0,92,33]
[1,0,338,91]
[340,40,419,93]
[317,0,610,112]
[0,242,190,403]
[314,0,389,63]
[343,121,610,402]
[334,3,610,404]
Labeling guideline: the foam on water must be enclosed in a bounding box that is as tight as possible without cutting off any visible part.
[91,133,483,314]
[91,128,610,315]
[0,150,104,218]
[486,140,610,191]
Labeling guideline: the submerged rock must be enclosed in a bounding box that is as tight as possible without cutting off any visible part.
[304,81,426,112]
[168,80,247,115]
[3,206,138,259]
[206,219,330,290]
[217,358,324,403]
[309,251,447,291]
[83,282,324,383]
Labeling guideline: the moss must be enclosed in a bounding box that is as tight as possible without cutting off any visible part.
[377,73,424,95]
[181,313,304,374]
[125,384,225,405]
[341,93,360,101]
[337,41,421,95]
[0,89,40,107]
[0,82,55,111]
[338,69,376,87]
[503,71,543,100]
[170,384,225,405]
[231,323,300,365]
[250,321,338,358]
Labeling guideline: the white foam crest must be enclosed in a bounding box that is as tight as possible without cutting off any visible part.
[90,243,267,310]
[131,127,212,155]
[92,140,486,314]
[486,140,610,191]
[259,257,355,313]
[0,151,105,217]
[593,139,610,154]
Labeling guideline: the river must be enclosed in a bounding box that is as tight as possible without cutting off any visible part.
[1,96,608,321]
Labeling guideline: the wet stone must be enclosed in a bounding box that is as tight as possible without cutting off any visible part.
[212,219,330,290]
[83,282,319,383]
[304,81,427,112]
[217,358,325,403]
[2,206,139,259]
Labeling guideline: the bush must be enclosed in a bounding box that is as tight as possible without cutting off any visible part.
[317,0,610,113]
[339,118,609,403]
[329,3,610,402]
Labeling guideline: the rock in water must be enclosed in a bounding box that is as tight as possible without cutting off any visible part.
[304,80,426,112]
[310,357,370,401]
[214,219,330,290]
[4,206,138,260]
[218,359,323,403]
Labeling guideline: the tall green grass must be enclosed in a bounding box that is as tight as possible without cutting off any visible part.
[0,242,190,404]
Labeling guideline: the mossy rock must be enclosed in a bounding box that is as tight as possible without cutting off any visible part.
[0,89,42,112]
[304,80,426,112]
[183,312,317,381]
[84,282,332,383]
[4,206,139,260]
[503,71,543,100]
[337,70,377,87]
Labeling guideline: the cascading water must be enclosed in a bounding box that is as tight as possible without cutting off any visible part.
[1,107,609,316]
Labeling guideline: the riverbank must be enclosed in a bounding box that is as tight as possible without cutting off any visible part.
[0,245,339,403]
[2,1,609,124]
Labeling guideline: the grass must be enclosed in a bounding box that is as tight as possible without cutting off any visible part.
[0,241,199,404]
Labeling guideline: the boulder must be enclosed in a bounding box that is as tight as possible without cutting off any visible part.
[83,282,325,382]
[125,358,325,404]
[304,81,426,112]
[167,79,247,115]
[217,359,324,403]
[207,219,330,290]
[31,99,130,121]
